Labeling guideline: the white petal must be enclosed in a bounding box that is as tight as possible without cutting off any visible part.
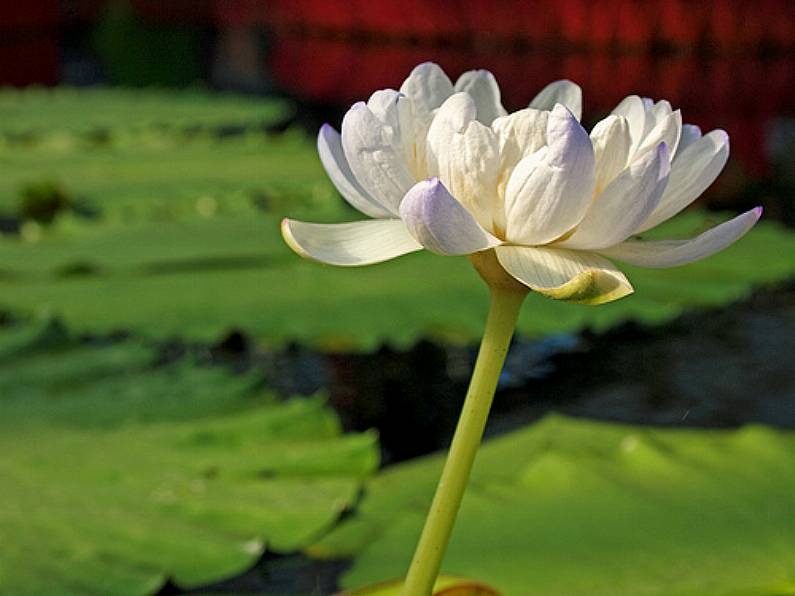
[341,102,417,215]
[399,178,501,255]
[560,143,670,250]
[367,89,424,178]
[650,99,673,120]
[590,114,631,194]
[491,108,549,233]
[676,124,702,155]
[492,108,549,174]
[317,124,393,218]
[281,218,422,266]
[426,93,500,230]
[636,130,729,233]
[367,89,412,134]
[399,62,454,119]
[495,245,633,304]
[633,109,682,161]
[599,207,762,268]
[529,80,583,121]
[504,104,595,245]
[454,69,508,125]
[611,95,650,158]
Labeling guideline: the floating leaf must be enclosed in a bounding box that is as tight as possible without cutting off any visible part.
[0,324,378,595]
[0,87,291,141]
[312,415,795,596]
[0,129,328,219]
[1,89,794,349]
[1,213,794,350]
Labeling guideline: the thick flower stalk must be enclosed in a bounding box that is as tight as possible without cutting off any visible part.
[281,63,760,595]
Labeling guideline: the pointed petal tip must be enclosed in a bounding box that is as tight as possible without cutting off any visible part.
[525,268,635,305]
[600,206,763,269]
[280,218,310,261]
[707,128,730,150]
[551,102,574,118]
[753,205,764,218]
[714,129,729,143]
[425,176,442,190]
[496,246,634,305]
[281,218,423,266]
[317,122,337,145]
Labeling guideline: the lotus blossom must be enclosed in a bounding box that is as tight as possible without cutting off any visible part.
[282,62,761,304]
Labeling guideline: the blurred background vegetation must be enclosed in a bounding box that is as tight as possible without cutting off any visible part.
[1,1,794,594]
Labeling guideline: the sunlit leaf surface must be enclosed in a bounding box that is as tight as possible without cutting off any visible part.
[313,415,795,596]
[0,211,793,350]
[0,87,291,140]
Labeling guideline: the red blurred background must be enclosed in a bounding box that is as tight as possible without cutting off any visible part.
[2,0,794,202]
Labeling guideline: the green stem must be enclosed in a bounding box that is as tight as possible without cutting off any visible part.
[401,286,526,596]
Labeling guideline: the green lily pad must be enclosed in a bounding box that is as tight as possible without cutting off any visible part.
[1,211,794,350]
[0,128,328,219]
[312,415,795,596]
[1,88,794,349]
[0,87,291,142]
[0,323,378,595]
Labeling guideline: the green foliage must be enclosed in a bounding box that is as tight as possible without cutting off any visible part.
[0,87,291,143]
[312,415,795,596]
[0,130,323,219]
[2,87,794,350]
[1,87,794,595]
[0,210,794,350]
[16,179,75,224]
[0,322,378,595]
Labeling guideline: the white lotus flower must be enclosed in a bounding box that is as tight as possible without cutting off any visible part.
[282,62,761,304]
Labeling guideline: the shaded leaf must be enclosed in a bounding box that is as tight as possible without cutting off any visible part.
[0,325,379,595]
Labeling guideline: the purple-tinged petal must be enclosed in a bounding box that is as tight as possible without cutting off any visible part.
[504,104,595,245]
[599,207,762,268]
[636,129,729,233]
[399,178,501,256]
